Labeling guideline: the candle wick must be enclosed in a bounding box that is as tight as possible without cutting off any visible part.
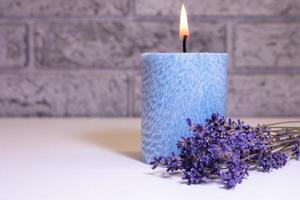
[183,35,188,53]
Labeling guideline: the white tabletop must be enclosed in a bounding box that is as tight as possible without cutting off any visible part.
[0,118,299,200]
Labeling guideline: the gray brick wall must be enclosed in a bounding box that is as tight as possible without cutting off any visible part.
[0,0,299,117]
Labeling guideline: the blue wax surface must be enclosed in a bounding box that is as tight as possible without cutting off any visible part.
[141,53,228,163]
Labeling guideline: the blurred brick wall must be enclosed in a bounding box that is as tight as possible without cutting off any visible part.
[0,0,299,117]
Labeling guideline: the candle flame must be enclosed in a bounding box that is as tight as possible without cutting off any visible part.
[179,3,189,39]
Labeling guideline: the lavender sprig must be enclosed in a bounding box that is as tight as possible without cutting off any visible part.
[150,113,300,189]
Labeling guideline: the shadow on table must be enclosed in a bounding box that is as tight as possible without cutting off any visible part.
[79,128,141,161]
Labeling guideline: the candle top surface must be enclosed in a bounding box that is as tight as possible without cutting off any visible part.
[142,52,228,56]
[141,53,228,59]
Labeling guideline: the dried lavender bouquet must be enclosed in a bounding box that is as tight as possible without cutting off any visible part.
[151,113,300,189]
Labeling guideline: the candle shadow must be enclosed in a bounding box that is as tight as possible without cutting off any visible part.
[78,127,141,161]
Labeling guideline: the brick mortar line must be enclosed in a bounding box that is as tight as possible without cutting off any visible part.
[229,67,300,75]
[132,70,142,117]
[33,66,141,71]
[0,67,141,73]
[0,15,300,22]
[127,72,135,117]
[231,22,237,69]
[128,0,136,17]
[25,21,36,72]
[0,67,299,76]
[0,68,139,75]
[135,15,300,21]
[1,65,300,75]
[225,22,233,72]
[125,71,132,117]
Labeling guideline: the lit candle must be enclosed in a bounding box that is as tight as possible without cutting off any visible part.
[141,3,228,163]
[180,3,189,53]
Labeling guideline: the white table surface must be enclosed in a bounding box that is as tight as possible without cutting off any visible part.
[0,118,299,200]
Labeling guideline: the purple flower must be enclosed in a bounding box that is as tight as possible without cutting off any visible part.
[150,156,163,169]
[257,152,287,172]
[291,141,300,160]
[182,169,204,185]
[186,118,192,127]
[150,113,298,189]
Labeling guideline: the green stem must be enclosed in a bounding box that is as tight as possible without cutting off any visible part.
[266,121,300,126]
[274,143,293,153]
[242,153,259,161]
[271,138,299,148]
[268,127,300,130]
[270,130,300,134]
[271,134,296,140]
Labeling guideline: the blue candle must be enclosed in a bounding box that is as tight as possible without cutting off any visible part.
[141,3,228,163]
[141,53,228,163]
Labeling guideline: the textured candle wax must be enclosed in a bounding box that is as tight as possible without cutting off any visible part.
[141,53,228,163]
